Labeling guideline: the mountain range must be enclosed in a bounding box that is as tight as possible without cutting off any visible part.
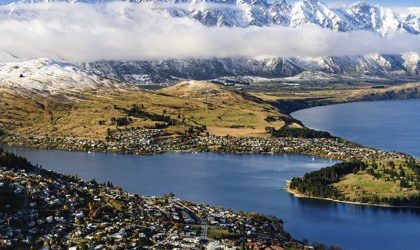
[80,52,420,86]
[9,0,419,35]
[2,0,420,85]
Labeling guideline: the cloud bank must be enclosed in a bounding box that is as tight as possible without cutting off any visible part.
[0,2,419,63]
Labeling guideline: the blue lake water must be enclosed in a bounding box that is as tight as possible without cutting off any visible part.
[3,146,420,250]
[292,99,420,159]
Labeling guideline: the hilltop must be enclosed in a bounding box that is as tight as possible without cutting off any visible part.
[0,60,297,140]
[161,81,300,136]
[0,59,118,96]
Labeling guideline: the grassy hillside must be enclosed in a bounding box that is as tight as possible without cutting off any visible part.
[0,81,297,139]
[160,81,300,136]
[334,158,420,203]
[2,78,419,207]
[290,159,420,206]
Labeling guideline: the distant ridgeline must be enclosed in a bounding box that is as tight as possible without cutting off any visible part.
[290,160,420,206]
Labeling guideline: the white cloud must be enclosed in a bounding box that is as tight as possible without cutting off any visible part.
[323,1,356,8]
[0,2,419,63]
[393,7,420,17]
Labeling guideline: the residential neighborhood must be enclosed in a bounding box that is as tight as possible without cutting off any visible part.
[1,127,411,162]
[0,149,309,249]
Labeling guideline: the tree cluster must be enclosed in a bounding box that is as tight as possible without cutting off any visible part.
[123,105,176,125]
[111,116,132,126]
[0,148,35,171]
[290,161,367,198]
[266,127,333,139]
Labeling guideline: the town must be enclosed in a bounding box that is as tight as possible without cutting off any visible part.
[1,127,412,163]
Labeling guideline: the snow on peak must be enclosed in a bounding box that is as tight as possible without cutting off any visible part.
[2,0,420,35]
[0,59,118,96]
[405,14,420,34]
[290,0,349,31]
[402,52,420,74]
[349,1,377,9]
[269,0,291,25]
[333,1,414,35]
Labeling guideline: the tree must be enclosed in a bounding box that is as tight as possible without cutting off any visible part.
[400,169,406,177]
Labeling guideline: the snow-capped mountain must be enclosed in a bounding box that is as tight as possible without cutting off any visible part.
[6,0,419,35]
[80,53,420,85]
[0,59,118,95]
[334,2,407,35]
[290,0,350,31]
[1,0,419,85]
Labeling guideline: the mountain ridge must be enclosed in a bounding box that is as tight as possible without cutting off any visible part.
[80,53,420,85]
[1,1,419,85]
[5,0,420,35]
[0,58,119,96]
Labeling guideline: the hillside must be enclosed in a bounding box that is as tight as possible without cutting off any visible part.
[0,149,296,249]
[0,61,296,140]
[1,59,419,208]
[0,59,118,95]
[289,159,420,207]
[160,81,299,136]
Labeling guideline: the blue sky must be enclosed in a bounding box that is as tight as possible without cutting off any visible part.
[0,0,418,7]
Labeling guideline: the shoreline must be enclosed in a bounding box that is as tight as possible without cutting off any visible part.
[0,140,341,159]
[1,134,408,163]
[286,181,420,210]
[271,83,420,115]
[3,139,418,210]
[2,93,418,159]
[2,96,419,210]
[0,151,298,249]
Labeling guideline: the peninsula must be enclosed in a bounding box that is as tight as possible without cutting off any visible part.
[1,60,419,214]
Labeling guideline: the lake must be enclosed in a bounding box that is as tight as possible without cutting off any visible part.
[292,99,420,159]
[3,146,420,250]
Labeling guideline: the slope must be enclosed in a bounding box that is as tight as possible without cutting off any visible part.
[160,81,299,136]
[0,61,296,140]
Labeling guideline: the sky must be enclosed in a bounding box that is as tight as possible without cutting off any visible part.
[0,0,418,7]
